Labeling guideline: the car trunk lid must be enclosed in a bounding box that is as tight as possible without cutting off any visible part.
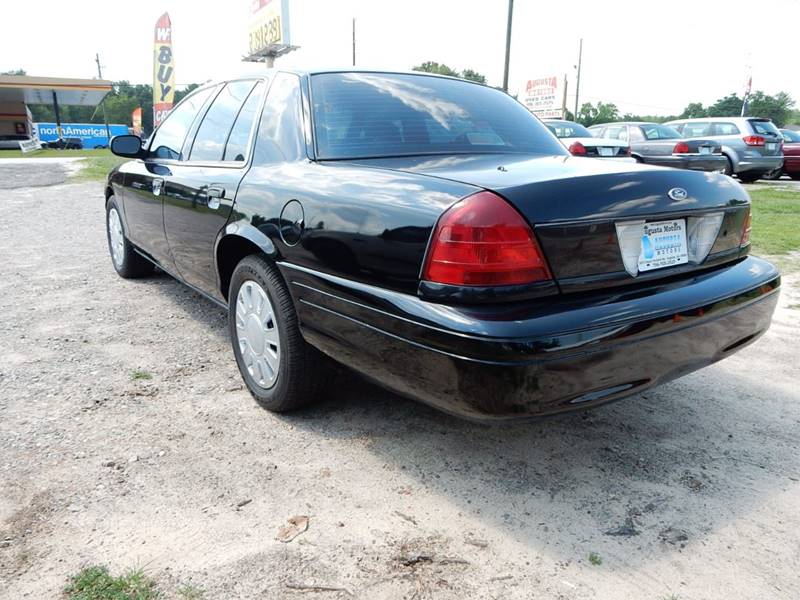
[351,154,750,293]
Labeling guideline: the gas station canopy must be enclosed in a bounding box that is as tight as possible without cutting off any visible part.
[0,75,112,106]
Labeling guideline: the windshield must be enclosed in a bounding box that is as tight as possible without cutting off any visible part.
[310,72,566,160]
[545,121,592,138]
[640,124,682,140]
[782,129,800,143]
[749,119,781,136]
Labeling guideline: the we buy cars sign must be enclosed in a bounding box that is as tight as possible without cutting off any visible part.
[521,76,564,119]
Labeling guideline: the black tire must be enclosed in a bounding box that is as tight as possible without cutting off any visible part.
[105,195,154,278]
[738,173,761,184]
[762,167,784,181]
[228,255,331,412]
[722,155,734,176]
[789,173,800,181]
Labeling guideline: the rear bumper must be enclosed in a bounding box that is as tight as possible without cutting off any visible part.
[737,156,784,174]
[642,154,728,172]
[281,257,780,420]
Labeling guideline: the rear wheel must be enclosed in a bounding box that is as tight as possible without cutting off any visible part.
[738,173,761,184]
[228,255,331,412]
[105,196,154,278]
[790,173,800,181]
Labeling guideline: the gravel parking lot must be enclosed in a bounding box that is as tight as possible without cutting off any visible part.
[1,162,799,599]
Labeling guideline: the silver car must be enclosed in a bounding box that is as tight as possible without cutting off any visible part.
[665,117,784,182]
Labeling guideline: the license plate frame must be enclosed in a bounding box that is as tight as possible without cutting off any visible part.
[597,147,614,157]
[698,146,713,155]
[638,219,689,272]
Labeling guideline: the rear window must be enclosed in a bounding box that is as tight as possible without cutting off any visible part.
[545,121,592,138]
[310,72,566,159]
[782,130,800,143]
[640,124,681,140]
[748,119,780,136]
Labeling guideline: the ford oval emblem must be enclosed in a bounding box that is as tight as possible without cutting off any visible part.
[668,187,688,201]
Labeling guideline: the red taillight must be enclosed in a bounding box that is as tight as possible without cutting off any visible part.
[740,209,752,246]
[673,142,691,154]
[422,191,551,287]
[568,141,587,156]
[743,135,765,146]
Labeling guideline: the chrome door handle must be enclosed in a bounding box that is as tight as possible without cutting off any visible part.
[152,178,164,196]
[206,185,225,210]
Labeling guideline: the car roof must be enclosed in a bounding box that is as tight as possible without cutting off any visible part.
[666,116,773,123]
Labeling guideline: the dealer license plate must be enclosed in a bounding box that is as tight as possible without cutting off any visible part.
[598,147,614,157]
[638,219,688,272]
[699,146,712,154]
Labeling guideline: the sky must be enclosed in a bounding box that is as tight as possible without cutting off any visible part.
[1,0,798,117]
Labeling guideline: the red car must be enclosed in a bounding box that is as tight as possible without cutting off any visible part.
[779,129,800,180]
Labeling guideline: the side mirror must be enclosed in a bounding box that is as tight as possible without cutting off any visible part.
[110,135,144,158]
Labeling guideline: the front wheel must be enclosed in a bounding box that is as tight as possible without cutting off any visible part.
[228,255,332,412]
[761,167,784,181]
[106,196,154,278]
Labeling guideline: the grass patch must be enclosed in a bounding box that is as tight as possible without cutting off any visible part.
[178,584,206,599]
[588,552,602,566]
[0,148,125,182]
[748,188,800,257]
[130,369,152,381]
[64,565,158,600]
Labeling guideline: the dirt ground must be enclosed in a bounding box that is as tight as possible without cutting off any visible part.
[1,162,799,599]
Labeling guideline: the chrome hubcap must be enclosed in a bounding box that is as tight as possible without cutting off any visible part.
[235,280,280,388]
[108,207,125,267]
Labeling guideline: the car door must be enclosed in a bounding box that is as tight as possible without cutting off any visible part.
[122,86,217,272]
[162,79,267,299]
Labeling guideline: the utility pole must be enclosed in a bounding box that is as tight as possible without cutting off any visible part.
[573,38,583,119]
[95,53,112,143]
[352,18,356,66]
[502,0,513,92]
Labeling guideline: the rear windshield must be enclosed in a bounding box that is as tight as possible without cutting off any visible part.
[640,124,682,140]
[748,119,780,136]
[545,121,592,138]
[310,72,566,159]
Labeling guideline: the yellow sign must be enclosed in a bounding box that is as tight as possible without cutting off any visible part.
[248,0,291,55]
[153,12,176,127]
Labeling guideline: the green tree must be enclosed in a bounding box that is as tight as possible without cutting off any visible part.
[412,61,487,85]
[577,101,619,127]
[460,69,486,84]
[707,93,743,117]
[680,102,707,119]
[747,91,795,126]
[413,61,459,77]
[1,68,26,75]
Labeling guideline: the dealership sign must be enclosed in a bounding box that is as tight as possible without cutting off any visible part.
[35,123,129,148]
[248,0,291,55]
[521,76,564,119]
[153,12,176,127]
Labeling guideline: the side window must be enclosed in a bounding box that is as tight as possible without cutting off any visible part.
[223,81,265,162]
[190,80,256,162]
[628,126,644,142]
[604,126,627,141]
[682,122,712,137]
[149,86,215,160]
[254,72,306,164]
[714,122,740,136]
[589,126,605,138]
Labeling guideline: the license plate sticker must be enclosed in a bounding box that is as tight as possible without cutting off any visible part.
[699,146,712,154]
[598,147,614,157]
[638,219,688,272]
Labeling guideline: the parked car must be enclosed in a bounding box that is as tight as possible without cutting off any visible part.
[543,119,631,158]
[589,122,727,173]
[105,69,779,420]
[772,129,800,180]
[665,117,784,182]
[44,137,83,150]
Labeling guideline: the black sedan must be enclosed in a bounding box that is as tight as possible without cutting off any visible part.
[589,122,728,172]
[106,70,780,420]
